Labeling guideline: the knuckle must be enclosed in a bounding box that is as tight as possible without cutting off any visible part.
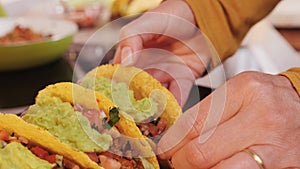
[179,110,203,140]
[225,72,260,97]
[232,71,268,92]
[188,120,202,139]
[241,72,266,90]
[185,142,209,168]
[230,71,289,128]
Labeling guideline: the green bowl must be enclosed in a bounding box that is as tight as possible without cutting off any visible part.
[0,17,78,71]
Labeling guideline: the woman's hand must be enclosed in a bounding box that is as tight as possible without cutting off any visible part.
[157,71,300,168]
[113,0,214,106]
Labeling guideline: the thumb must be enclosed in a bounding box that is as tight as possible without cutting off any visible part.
[113,14,168,65]
[112,35,143,65]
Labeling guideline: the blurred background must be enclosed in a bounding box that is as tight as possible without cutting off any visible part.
[0,0,300,113]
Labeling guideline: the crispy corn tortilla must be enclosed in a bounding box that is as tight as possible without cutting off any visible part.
[0,113,102,169]
[36,82,159,169]
[82,64,182,129]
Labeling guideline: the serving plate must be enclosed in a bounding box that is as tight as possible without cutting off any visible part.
[0,16,78,71]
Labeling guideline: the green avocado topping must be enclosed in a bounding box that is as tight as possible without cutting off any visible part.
[0,142,55,169]
[22,95,112,153]
[81,77,159,122]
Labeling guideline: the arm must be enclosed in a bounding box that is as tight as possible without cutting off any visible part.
[185,0,300,97]
[185,0,281,65]
[157,1,300,168]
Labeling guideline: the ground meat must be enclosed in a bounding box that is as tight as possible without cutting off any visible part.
[138,117,168,139]
[73,104,106,132]
[100,152,144,169]
[72,105,145,169]
[63,159,80,169]
[108,137,140,159]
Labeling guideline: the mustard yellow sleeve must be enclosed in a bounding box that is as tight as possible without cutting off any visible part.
[280,68,300,96]
[184,0,280,66]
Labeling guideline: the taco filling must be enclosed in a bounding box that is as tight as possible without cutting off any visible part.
[0,128,79,169]
[22,94,148,169]
[80,76,169,141]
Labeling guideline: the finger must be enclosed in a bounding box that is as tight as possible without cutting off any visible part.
[158,80,245,158]
[113,7,199,65]
[170,36,212,78]
[145,68,194,106]
[113,18,160,65]
[113,13,166,65]
[169,111,257,168]
[145,68,173,84]
[212,144,296,169]
[249,145,283,169]
[168,79,193,107]
[210,151,261,169]
[112,36,144,65]
[112,46,122,64]
[166,107,283,169]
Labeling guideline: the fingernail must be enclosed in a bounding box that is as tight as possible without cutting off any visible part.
[121,46,133,66]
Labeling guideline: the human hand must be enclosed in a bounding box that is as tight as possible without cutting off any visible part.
[112,0,215,106]
[157,71,300,168]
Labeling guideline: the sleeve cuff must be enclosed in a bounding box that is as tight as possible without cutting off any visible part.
[280,68,300,96]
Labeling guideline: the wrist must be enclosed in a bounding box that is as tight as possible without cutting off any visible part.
[278,75,300,97]
[279,68,300,97]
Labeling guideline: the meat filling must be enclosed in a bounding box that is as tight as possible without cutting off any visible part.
[138,117,168,142]
[73,104,145,169]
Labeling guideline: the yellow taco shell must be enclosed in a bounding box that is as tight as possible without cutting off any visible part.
[36,82,160,169]
[0,113,102,169]
[82,64,182,129]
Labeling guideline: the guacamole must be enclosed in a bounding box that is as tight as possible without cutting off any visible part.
[22,95,112,153]
[0,142,55,169]
[81,77,159,122]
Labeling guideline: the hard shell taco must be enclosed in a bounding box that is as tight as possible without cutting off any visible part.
[0,113,102,169]
[79,64,182,142]
[21,82,159,169]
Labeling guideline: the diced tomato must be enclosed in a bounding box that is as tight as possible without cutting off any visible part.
[30,146,49,159]
[149,125,159,136]
[64,158,80,169]
[85,152,99,163]
[99,155,121,169]
[157,117,168,134]
[44,155,57,163]
[0,130,10,141]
